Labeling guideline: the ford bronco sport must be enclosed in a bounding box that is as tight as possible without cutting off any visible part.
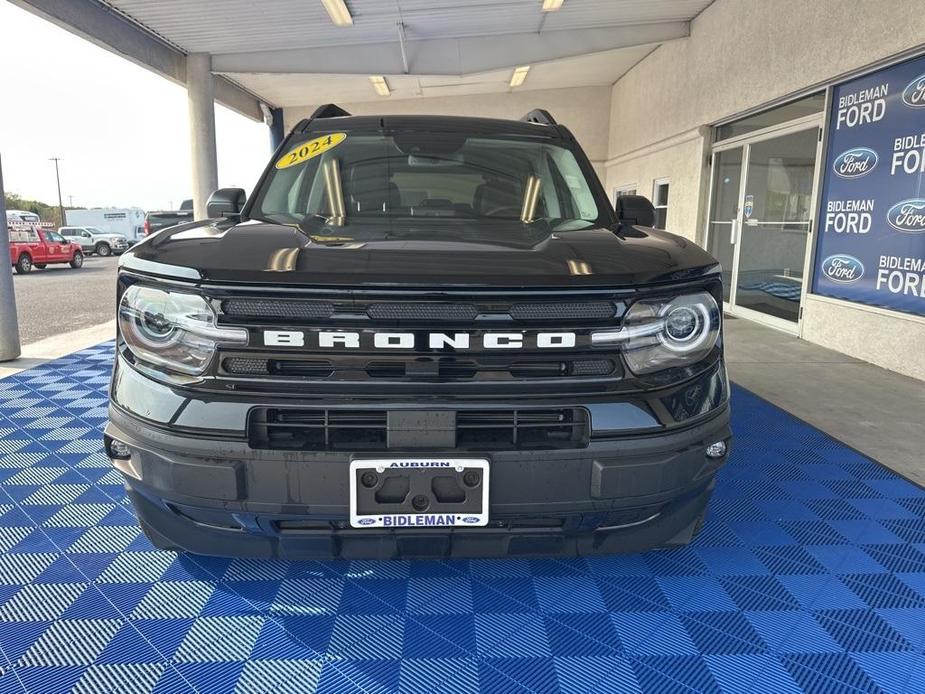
[105,105,730,559]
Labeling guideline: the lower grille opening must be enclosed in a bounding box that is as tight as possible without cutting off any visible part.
[250,409,388,451]
[456,409,589,450]
[248,407,589,451]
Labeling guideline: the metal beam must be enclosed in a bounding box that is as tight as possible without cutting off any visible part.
[8,0,266,121]
[212,23,690,76]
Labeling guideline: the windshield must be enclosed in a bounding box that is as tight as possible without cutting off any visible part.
[253,131,605,229]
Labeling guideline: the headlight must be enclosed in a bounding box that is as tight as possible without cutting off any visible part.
[118,285,246,378]
[591,291,720,375]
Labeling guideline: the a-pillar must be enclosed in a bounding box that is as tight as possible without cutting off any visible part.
[187,53,218,220]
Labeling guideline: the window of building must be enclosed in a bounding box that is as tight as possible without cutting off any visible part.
[614,185,637,206]
[652,179,669,229]
[714,92,825,143]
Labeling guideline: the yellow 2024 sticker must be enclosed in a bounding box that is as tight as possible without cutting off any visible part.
[276,133,347,169]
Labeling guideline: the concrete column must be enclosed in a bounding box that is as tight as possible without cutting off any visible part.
[0,154,22,361]
[187,53,218,220]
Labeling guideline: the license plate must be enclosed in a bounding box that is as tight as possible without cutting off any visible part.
[349,458,489,529]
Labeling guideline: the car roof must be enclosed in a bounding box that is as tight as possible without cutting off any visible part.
[296,114,570,141]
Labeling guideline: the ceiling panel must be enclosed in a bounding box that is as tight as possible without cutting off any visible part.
[106,0,712,54]
[102,0,708,106]
[225,44,655,107]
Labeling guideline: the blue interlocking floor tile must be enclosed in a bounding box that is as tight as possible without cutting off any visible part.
[1,342,925,692]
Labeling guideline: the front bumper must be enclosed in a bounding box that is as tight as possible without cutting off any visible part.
[105,357,731,559]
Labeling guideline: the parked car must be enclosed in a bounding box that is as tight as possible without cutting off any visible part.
[143,209,194,236]
[105,105,730,560]
[9,226,83,273]
[65,208,146,245]
[59,226,129,256]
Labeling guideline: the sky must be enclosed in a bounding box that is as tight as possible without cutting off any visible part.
[0,1,269,211]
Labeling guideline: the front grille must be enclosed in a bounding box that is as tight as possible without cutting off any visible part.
[223,299,334,320]
[223,357,334,378]
[249,407,589,451]
[367,303,478,321]
[214,289,633,390]
[217,293,626,325]
[223,354,616,381]
[509,302,615,321]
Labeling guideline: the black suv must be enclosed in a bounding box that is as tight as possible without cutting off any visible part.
[105,105,730,559]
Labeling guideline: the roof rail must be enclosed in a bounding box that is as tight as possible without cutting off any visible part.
[520,109,557,126]
[310,104,352,119]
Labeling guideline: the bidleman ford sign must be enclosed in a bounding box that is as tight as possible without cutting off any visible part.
[813,53,925,316]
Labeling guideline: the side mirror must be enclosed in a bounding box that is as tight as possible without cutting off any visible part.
[615,194,656,228]
[207,188,246,219]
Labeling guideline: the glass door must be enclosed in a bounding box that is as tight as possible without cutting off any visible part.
[706,147,744,303]
[706,125,820,330]
[734,128,818,325]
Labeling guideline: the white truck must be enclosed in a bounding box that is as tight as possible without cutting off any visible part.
[65,208,146,244]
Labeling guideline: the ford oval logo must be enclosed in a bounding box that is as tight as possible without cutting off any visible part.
[887,199,925,233]
[461,516,481,524]
[357,518,376,526]
[821,254,864,284]
[832,147,878,178]
[902,73,925,108]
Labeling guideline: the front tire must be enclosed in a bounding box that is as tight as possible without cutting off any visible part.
[95,242,111,257]
[70,251,84,269]
[15,254,32,274]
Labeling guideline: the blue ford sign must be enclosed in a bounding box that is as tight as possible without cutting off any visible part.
[832,147,878,178]
[886,199,925,233]
[821,255,864,284]
[813,51,925,316]
[902,73,925,108]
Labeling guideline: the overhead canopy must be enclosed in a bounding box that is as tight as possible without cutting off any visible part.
[11,0,714,116]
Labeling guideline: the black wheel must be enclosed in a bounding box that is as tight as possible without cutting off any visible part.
[70,251,84,269]
[15,254,32,274]
[34,263,47,269]
[95,242,112,257]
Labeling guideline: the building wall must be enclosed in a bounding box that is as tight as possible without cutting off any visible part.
[284,86,613,180]
[605,127,710,239]
[603,0,925,380]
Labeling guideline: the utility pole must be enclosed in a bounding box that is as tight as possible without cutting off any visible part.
[49,157,65,226]
[0,153,22,361]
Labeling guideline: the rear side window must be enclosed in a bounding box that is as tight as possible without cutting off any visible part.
[256,131,604,226]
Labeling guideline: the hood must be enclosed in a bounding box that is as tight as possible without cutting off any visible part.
[123,218,720,288]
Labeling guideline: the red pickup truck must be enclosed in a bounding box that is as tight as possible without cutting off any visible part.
[9,226,84,274]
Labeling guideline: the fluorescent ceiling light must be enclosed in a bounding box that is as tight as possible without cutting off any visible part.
[510,66,530,88]
[321,0,353,26]
[369,75,391,96]
[542,0,565,11]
